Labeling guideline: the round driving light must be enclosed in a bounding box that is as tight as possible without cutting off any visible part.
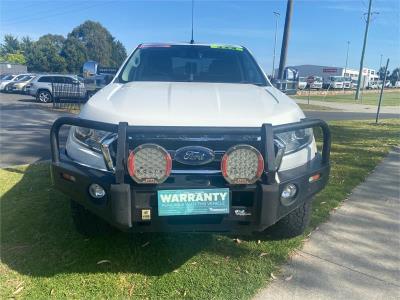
[221,144,264,184]
[89,183,106,198]
[127,144,172,184]
[281,183,298,204]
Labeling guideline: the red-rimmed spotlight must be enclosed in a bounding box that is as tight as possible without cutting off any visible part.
[221,145,264,184]
[127,144,172,184]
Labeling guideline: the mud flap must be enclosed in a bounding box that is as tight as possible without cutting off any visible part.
[110,184,132,228]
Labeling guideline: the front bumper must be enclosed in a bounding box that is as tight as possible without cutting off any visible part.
[50,118,331,233]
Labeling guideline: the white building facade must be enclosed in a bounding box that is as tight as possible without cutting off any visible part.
[286,65,378,87]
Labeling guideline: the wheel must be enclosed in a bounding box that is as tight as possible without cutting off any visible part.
[269,201,312,238]
[36,90,53,103]
[70,200,114,237]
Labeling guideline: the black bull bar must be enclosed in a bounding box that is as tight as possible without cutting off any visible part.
[50,117,331,185]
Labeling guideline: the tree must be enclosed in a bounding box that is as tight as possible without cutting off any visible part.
[20,36,34,54]
[61,36,87,73]
[0,34,20,56]
[377,66,390,80]
[0,51,26,64]
[37,34,65,52]
[1,20,127,73]
[111,40,127,67]
[67,20,126,67]
[389,68,400,85]
[25,35,66,72]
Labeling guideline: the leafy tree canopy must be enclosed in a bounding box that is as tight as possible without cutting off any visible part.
[390,68,400,84]
[0,51,26,64]
[0,20,127,73]
[0,34,20,56]
[67,20,127,68]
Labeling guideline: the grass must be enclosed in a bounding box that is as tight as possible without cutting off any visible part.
[294,90,400,106]
[1,119,399,299]
[297,103,340,111]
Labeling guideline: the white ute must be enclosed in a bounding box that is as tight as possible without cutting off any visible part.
[51,43,331,237]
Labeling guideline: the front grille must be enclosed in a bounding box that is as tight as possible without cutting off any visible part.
[126,133,262,173]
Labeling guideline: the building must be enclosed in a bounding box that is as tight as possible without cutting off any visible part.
[0,62,27,75]
[283,64,378,87]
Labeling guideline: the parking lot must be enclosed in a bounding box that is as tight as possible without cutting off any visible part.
[0,93,70,167]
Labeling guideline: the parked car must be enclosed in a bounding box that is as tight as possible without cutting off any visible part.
[393,81,400,88]
[27,74,87,103]
[323,76,344,89]
[343,77,352,89]
[351,79,358,89]
[0,73,12,80]
[307,76,323,90]
[4,75,36,93]
[297,77,307,90]
[367,81,378,89]
[50,43,331,238]
[0,74,32,91]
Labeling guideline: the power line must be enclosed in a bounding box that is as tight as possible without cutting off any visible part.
[1,2,110,27]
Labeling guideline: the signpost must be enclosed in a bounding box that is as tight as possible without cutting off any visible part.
[376,58,389,124]
[306,76,315,104]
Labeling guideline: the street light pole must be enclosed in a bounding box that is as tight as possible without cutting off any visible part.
[343,41,350,93]
[355,0,372,100]
[271,12,280,78]
[344,41,350,76]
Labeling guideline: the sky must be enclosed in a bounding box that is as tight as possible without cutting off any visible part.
[1,0,399,74]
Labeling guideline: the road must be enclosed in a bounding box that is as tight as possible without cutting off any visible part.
[0,93,399,167]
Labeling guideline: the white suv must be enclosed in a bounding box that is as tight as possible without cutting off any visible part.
[27,74,86,103]
[50,43,331,238]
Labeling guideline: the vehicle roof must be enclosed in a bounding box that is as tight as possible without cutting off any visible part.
[35,74,77,77]
[139,42,245,48]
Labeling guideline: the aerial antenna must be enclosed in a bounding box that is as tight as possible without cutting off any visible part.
[190,0,195,44]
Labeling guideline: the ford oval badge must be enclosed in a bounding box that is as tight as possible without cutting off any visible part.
[174,146,215,166]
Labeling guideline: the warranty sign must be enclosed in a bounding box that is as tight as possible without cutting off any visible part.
[157,188,230,216]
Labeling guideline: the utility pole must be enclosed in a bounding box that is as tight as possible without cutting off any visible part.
[278,0,293,80]
[355,0,372,100]
[271,12,280,78]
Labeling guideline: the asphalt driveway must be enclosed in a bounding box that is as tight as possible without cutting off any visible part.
[0,94,70,167]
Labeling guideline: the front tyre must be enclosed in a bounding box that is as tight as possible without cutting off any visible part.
[270,201,312,238]
[70,200,114,237]
[36,90,53,103]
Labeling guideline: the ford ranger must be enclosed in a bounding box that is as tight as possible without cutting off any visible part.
[50,43,331,237]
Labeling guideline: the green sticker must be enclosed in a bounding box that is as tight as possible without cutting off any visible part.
[210,45,243,51]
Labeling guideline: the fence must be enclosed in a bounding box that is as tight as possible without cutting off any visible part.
[52,82,87,110]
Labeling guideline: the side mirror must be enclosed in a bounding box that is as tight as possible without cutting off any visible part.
[83,61,97,78]
[72,80,80,85]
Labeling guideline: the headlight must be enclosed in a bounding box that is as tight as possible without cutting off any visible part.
[275,128,313,154]
[72,126,113,152]
[127,144,172,184]
[221,145,264,184]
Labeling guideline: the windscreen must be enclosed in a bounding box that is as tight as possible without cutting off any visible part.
[119,44,268,86]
